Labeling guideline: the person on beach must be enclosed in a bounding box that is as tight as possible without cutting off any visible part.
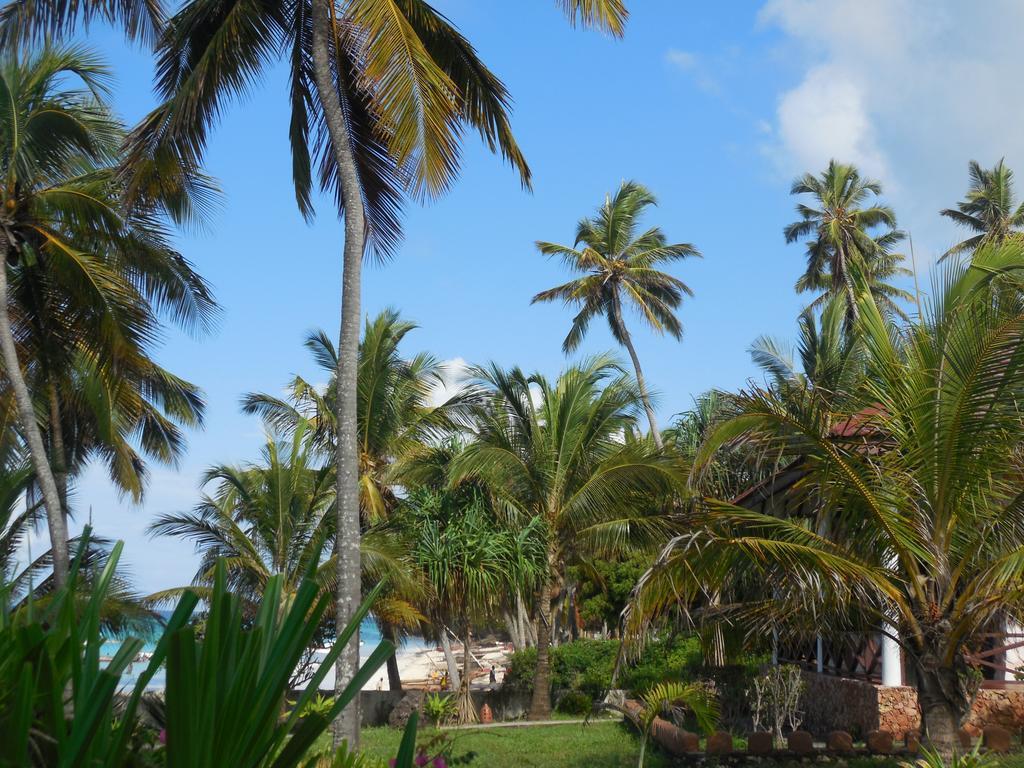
[489,666,496,684]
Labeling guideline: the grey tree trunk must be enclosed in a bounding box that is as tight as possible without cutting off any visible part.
[916,661,969,755]
[309,0,366,748]
[528,571,555,719]
[47,381,69,511]
[619,324,663,450]
[502,607,522,650]
[381,622,402,692]
[518,592,537,646]
[456,625,478,724]
[0,234,68,586]
[439,629,461,691]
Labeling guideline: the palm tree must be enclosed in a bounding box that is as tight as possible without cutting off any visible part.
[785,160,912,323]
[451,355,685,718]
[941,159,1024,261]
[665,390,775,502]
[242,310,464,691]
[0,45,217,586]
[3,0,632,741]
[533,181,698,448]
[243,310,466,524]
[147,421,418,680]
[626,242,1024,751]
[749,294,863,398]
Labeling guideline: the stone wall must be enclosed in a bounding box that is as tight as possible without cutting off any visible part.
[801,672,1024,737]
[800,672,883,737]
[964,689,1024,735]
[878,685,920,735]
[355,689,534,727]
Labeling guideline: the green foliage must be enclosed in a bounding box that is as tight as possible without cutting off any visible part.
[554,690,594,716]
[423,693,458,727]
[900,743,993,768]
[628,241,1024,747]
[570,556,648,633]
[0,532,418,767]
[636,681,718,768]
[504,635,707,698]
[941,159,1024,261]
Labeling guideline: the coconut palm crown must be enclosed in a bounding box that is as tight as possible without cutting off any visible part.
[785,160,911,323]
[941,159,1024,261]
[532,181,699,447]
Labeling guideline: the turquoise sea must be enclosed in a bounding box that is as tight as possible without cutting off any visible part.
[100,617,397,692]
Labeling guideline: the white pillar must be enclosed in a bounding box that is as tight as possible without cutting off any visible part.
[881,627,902,686]
[880,550,902,687]
[816,636,824,674]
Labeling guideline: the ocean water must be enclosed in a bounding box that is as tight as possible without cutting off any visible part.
[100,617,408,692]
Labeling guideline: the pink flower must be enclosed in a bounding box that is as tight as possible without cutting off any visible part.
[158,729,167,745]
[414,752,430,767]
[432,757,447,768]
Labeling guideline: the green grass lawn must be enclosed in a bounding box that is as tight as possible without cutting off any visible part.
[357,721,669,768]
[334,723,1024,768]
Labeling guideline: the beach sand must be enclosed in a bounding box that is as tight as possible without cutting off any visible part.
[303,639,512,692]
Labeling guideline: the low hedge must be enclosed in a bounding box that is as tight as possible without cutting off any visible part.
[503,635,765,727]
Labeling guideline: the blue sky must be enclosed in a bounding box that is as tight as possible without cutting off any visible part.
[64,0,1024,591]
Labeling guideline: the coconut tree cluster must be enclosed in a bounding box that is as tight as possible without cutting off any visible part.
[2,0,1024,758]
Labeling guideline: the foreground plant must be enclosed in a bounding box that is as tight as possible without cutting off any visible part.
[0,531,417,767]
[632,681,717,768]
[627,242,1024,751]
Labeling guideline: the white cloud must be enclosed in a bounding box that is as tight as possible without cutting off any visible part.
[427,357,471,407]
[760,0,1024,262]
[666,49,698,71]
[774,64,888,182]
[665,48,719,94]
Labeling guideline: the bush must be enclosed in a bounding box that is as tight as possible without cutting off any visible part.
[504,635,727,697]
[502,646,538,694]
[0,533,420,767]
[555,690,594,716]
[503,634,765,729]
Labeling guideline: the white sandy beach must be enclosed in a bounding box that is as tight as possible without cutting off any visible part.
[302,639,512,691]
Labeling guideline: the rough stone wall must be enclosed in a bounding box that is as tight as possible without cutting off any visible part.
[800,672,881,738]
[964,689,1024,735]
[878,686,920,735]
[800,673,1024,737]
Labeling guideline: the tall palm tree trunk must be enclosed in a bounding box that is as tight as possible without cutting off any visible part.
[310,0,366,748]
[381,623,403,691]
[619,325,663,449]
[915,649,974,755]
[528,572,556,719]
[47,381,69,511]
[0,234,68,586]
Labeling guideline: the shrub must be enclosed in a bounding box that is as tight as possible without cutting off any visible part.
[555,690,593,716]
[0,533,419,767]
[503,634,725,698]
[502,646,538,694]
[423,693,458,727]
[747,664,806,745]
